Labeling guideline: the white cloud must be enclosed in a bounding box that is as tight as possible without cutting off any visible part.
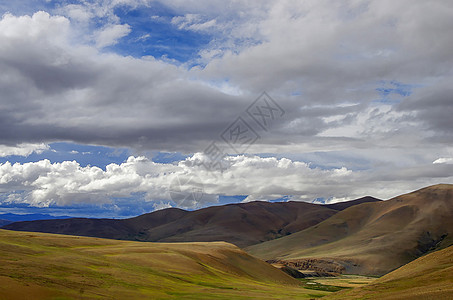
[1,154,452,209]
[433,158,453,164]
[152,201,173,211]
[171,14,217,31]
[60,4,93,23]
[0,143,49,157]
[94,24,131,48]
[0,11,69,42]
[135,33,151,42]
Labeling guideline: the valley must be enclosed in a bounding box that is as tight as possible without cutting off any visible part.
[1,184,452,299]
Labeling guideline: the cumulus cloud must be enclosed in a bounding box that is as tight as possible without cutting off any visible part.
[0,143,49,157]
[1,154,452,209]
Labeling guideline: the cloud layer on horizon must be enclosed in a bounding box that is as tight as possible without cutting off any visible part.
[1,154,452,209]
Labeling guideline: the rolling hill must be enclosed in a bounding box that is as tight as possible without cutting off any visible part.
[3,200,346,247]
[327,244,453,299]
[0,213,74,227]
[0,213,72,222]
[0,229,327,299]
[324,196,381,211]
[247,184,453,275]
[0,220,11,227]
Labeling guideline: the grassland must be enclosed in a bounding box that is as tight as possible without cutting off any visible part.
[3,228,450,299]
[305,275,376,289]
[325,245,453,299]
[0,229,330,299]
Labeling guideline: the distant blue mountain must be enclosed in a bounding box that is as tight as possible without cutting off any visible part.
[0,213,72,223]
[0,219,12,226]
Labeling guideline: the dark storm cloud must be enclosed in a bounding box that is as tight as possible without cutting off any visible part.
[0,2,452,155]
[398,83,453,140]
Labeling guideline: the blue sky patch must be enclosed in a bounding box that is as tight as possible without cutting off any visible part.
[151,151,189,164]
[374,80,417,104]
[0,142,130,170]
[108,4,213,63]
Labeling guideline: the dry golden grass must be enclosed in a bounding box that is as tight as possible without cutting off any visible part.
[0,229,328,299]
[325,245,453,299]
[247,184,453,275]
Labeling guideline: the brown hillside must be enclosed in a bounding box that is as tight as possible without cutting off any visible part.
[247,184,453,275]
[3,201,338,247]
[324,196,381,211]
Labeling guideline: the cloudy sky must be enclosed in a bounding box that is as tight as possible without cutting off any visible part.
[0,0,452,218]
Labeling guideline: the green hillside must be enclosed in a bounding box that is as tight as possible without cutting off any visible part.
[0,229,327,299]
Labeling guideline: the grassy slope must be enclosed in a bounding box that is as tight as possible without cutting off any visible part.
[247,184,453,275]
[0,229,327,299]
[326,244,453,299]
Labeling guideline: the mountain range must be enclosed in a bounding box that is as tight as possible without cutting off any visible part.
[0,220,11,227]
[2,196,380,248]
[0,213,72,222]
[3,184,453,277]
[1,184,452,298]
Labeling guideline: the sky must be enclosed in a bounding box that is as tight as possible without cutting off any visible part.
[0,0,452,218]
